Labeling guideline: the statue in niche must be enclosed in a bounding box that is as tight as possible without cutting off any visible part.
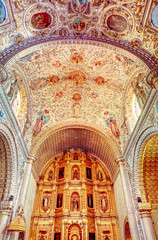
[74,152,78,160]
[87,194,93,208]
[48,170,53,180]
[101,195,108,212]
[73,168,79,180]
[72,195,79,211]
[43,195,49,208]
[86,167,92,179]
[57,193,63,208]
[54,233,61,240]
[97,170,103,181]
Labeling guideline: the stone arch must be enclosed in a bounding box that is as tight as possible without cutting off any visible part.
[68,224,82,240]
[0,123,18,204]
[132,126,158,202]
[124,219,131,240]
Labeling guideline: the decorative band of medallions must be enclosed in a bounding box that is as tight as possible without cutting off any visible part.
[101,6,134,38]
[23,3,57,36]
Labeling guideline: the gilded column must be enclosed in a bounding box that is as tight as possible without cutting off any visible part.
[116,157,140,240]
[138,203,157,240]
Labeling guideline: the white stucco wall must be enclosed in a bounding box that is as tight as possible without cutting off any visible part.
[114,173,127,240]
[24,172,37,240]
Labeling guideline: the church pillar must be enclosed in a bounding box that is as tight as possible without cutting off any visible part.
[116,157,140,240]
[8,155,36,235]
[18,155,36,208]
[138,203,157,240]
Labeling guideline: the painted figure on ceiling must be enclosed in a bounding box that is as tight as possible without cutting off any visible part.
[72,0,87,12]
[33,112,48,136]
[105,112,120,139]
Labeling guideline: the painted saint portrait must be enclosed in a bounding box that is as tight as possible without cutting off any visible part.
[54,233,61,240]
[73,17,85,32]
[0,0,6,24]
[31,12,51,29]
[42,195,49,209]
[89,233,95,240]
[105,113,120,139]
[86,167,92,179]
[72,0,87,13]
[33,112,48,136]
[87,194,93,208]
[107,15,127,32]
[58,167,64,179]
[57,193,63,208]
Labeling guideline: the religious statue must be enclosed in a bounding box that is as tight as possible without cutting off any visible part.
[101,195,108,212]
[87,194,93,208]
[57,194,63,208]
[48,170,53,180]
[43,195,49,208]
[86,167,92,179]
[73,168,79,180]
[72,195,79,211]
[97,170,103,181]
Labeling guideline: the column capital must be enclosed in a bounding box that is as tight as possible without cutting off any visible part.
[115,156,125,166]
[26,155,37,164]
[146,68,158,90]
[138,202,152,218]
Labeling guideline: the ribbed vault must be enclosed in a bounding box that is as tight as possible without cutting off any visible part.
[32,125,120,180]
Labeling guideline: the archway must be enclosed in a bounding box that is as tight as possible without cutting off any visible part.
[138,134,158,238]
[29,148,120,240]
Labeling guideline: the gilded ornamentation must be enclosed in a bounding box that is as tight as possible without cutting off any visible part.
[30,149,118,239]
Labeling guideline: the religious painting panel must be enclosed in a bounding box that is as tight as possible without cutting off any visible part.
[54,233,61,240]
[86,167,92,179]
[58,167,64,179]
[87,194,93,208]
[31,12,51,29]
[72,0,87,13]
[89,233,95,240]
[57,193,63,208]
[72,165,80,180]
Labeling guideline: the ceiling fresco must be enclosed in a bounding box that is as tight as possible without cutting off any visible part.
[3,43,150,151]
[0,0,157,161]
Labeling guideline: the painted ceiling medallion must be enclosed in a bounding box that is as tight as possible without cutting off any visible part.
[24,3,57,35]
[107,15,127,33]
[151,5,158,28]
[0,0,6,24]
[69,71,86,85]
[73,17,85,32]
[72,0,87,13]
[31,12,51,30]
[101,7,134,38]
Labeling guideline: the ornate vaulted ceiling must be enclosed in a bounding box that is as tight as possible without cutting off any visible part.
[0,0,157,177]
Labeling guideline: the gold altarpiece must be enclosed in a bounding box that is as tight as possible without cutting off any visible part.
[29,149,120,240]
